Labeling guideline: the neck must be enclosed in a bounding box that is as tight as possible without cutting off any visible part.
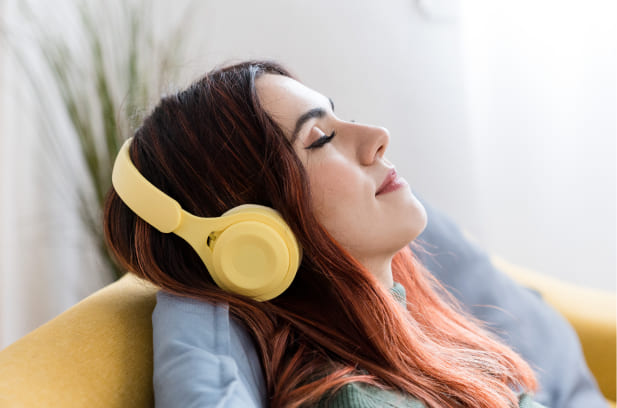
[359,255,394,289]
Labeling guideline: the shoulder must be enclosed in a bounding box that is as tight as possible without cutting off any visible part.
[316,382,425,408]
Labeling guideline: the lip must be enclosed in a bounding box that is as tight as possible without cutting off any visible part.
[376,168,405,196]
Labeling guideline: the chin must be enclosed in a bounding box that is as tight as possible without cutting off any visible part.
[388,219,427,255]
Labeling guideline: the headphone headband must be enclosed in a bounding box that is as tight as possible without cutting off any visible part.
[112,138,183,233]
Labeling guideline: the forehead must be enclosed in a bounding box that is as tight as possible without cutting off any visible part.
[255,74,331,138]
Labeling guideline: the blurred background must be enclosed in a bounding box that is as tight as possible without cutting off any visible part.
[0,0,614,349]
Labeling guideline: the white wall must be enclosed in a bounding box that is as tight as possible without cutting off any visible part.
[1,0,614,348]
[460,0,616,289]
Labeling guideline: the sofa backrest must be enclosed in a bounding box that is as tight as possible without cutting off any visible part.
[0,274,157,408]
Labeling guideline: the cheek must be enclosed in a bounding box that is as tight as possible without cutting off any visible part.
[306,160,364,222]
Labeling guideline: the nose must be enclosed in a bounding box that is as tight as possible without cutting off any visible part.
[358,124,390,165]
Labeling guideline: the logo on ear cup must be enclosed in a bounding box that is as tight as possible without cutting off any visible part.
[111,138,302,301]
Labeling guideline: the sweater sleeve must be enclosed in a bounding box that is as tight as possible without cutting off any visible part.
[151,291,266,408]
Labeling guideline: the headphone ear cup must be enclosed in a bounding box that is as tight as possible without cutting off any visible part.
[210,204,302,301]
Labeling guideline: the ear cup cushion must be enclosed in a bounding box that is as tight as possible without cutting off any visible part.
[212,204,302,301]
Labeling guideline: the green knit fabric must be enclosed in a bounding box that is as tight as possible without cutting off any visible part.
[312,283,547,408]
[316,382,424,408]
[315,384,546,408]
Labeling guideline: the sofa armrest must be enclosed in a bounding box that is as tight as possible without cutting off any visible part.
[491,255,616,405]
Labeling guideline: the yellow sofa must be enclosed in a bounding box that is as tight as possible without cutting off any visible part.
[0,260,614,407]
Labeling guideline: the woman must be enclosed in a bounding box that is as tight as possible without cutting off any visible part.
[103,60,545,407]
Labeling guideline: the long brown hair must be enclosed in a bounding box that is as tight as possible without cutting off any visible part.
[102,60,537,407]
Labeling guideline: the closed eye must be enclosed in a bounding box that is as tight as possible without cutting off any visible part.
[306,131,336,150]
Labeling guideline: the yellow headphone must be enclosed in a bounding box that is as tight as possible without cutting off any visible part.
[111,137,302,301]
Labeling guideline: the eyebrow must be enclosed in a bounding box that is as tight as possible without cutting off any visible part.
[290,97,335,144]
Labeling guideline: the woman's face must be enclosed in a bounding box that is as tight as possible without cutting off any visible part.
[256,74,427,276]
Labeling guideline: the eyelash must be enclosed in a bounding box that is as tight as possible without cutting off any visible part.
[306,131,336,150]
